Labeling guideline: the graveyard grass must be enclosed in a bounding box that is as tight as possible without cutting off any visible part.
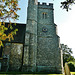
[0,72,75,75]
[71,72,75,75]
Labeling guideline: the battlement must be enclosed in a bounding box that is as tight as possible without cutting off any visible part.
[38,2,53,9]
[38,2,53,6]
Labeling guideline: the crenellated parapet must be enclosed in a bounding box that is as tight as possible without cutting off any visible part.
[38,2,53,9]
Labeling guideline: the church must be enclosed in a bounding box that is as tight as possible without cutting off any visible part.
[0,0,63,73]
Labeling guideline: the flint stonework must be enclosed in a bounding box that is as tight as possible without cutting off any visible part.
[3,43,23,71]
[1,0,63,73]
[23,0,63,73]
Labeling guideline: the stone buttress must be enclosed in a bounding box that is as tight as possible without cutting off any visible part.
[23,0,38,72]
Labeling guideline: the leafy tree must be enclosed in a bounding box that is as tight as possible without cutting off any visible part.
[68,62,75,71]
[0,0,20,47]
[61,0,75,11]
[60,44,75,65]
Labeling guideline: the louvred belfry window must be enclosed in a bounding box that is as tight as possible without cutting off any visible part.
[42,12,47,19]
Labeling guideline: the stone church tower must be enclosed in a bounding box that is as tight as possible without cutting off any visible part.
[23,0,63,73]
[0,0,63,73]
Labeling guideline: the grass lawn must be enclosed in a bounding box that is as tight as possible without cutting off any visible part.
[48,72,75,75]
[48,74,63,75]
[71,72,75,75]
[0,74,63,75]
[0,72,75,75]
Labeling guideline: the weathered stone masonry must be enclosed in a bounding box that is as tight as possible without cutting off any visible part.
[23,0,63,73]
[0,0,63,73]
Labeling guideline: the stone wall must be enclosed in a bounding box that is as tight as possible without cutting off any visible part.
[3,43,23,71]
[0,0,63,73]
[37,2,63,73]
[23,0,38,72]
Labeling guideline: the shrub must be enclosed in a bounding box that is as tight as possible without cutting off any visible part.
[68,63,75,72]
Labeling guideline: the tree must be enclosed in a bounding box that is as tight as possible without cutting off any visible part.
[68,63,75,71]
[0,0,20,47]
[61,0,75,11]
[60,44,75,65]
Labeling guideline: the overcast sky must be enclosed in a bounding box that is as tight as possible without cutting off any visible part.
[17,0,75,58]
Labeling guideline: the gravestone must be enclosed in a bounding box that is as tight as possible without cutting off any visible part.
[64,63,71,75]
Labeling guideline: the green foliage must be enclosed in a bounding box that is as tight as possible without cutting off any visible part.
[68,62,75,72]
[71,72,75,75]
[0,0,20,47]
[0,0,20,21]
[61,0,75,11]
[61,44,75,66]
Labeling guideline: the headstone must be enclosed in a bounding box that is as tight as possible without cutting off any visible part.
[0,62,1,71]
[64,63,71,75]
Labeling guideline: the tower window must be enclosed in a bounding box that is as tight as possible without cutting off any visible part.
[42,12,47,19]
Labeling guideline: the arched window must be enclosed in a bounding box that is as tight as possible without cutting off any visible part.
[42,12,47,19]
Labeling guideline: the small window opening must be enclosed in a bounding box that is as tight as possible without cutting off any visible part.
[42,12,47,19]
